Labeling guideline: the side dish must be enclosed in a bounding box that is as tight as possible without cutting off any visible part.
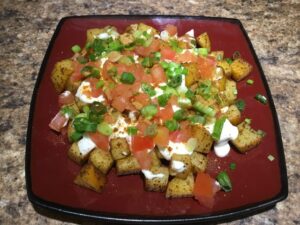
[49,23,265,208]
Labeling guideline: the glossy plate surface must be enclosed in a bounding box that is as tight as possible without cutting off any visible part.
[26,15,288,224]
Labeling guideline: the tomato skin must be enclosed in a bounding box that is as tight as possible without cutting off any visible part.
[153,126,169,147]
[70,61,84,83]
[58,91,75,107]
[194,172,219,208]
[176,51,197,63]
[132,93,150,107]
[134,39,160,57]
[156,104,173,122]
[111,96,127,112]
[102,60,116,80]
[133,150,152,170]
[151,64,167,85]
[160,47,176,61]
[87,132,109,151]
[131,135,155,152]
[165,24,177,36]
[197,56,217,79]
[169,126,191,143]
[85,77,103,98]
[49,111,68,132]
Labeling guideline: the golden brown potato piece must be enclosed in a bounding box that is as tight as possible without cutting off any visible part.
[149,150,161,168]
[68,142,90,165]
[183,63,199,87]
[66,79,81,94]
[217,60,232,78]
[110,138,131,160]
[86,26,118,43]
[169,154,192,179]
[67,120,75,142]
[210,51,224,61]
[220,79,237,106]
[224,105,241,125]
[74,163,106,193]
[231,121,263,153]
[116,155,141,175]
[51,59,74,93]
[231,58,253,81]
[191,152,208,173]
[89,148,114,175]
[126,23,158,36]
[119,33,135,45]
[166,173,194,198]
[191,125,213,153]
[144,166,169,192]
[196,32,211,52]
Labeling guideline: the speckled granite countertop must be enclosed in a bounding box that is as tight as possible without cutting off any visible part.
[0,0,299,224]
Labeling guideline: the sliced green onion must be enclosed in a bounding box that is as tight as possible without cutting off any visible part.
[90,102,107,115]
[76,56,88,64]
[141,83,156,97]
[154,52,161,61]
[127,126,138,136]
[141,104,158,119]
[268,154,275,161]
[71,44,81,53]
[178,97,192,108]
[96,80,105,88]
[199,48,208,56]
[120,72,135,84]
[212,117,226,141]
[197,81,211,100]
[165,119,179,131]
[257,129,266,137]
[70,131,83,142]
[217,171,232,192]
[173,109,187,121]
[73,117,97,133]
[60,106,76,119]
[246,79,254,85]
[141,57,153,68]
[97,122,113,136]
[168,74,182,88]
[144,124,157,137]
[225,58,233,64]
[244,118,252,124]
[80,66,100,78]
[158,94,171,107]
[229,163,236,170]
[185,89,195,101]
[235,99,246,111]
[193,102,216,117]
[255,94,267,104]
[82,105,90,114]
[188,115,205,124]
[89,53,96,61]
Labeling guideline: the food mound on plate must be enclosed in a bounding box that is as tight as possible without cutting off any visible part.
[49,23,264,208]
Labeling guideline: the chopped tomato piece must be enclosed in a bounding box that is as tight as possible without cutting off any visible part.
[111,96,128,112]
[103,113,117,124]
[160,47,176,61]
[85,77,103,98]
[69,61,84,83]
[176,51,197,63]
[151,64,166,85]
[87,132,109,151]
[197,56,217,79]
[102,60,116,80]
[58,91,75,107]
[133,150,152,170]
[165,24,177,36]
[49,111,68,132]
[153,126,169,147]
[132,93,150,107]
[194,172,219,208]
[131,135,155,152]
[134,39,160,57]
[156,104,173,122]
[169,127,191,143]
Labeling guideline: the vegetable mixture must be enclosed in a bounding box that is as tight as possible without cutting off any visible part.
[49,23,265,208]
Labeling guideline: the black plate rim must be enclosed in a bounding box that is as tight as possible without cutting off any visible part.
[25,14,288,224]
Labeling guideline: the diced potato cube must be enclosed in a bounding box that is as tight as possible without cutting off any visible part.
[116,155,141,175]
[51,59,74,93]
[231,58,253,81]
[119,33,135,45]
[220,79,237,106]
[169,154,192,179]
[144,166,169,192]
[224,105,241,125]
[149,150,161,168]
[74,163,106,193]
[217,60,232,77]
[68,142,89,165]
[196,32,211,52]
[191,152,208,173]
[231,121,263,153]
[89,148,114,175]
[210,51,224,60]
[183,63,199,87]
[166,173,194,198]
[110,138,131,160]
[191,125,213,153]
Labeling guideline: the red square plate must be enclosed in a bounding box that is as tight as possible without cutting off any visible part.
[26,15,288,224]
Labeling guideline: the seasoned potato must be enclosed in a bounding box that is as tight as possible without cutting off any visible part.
[86,26,118,43]
[116,155,141,175]
[196,32,211,52]
[217,60,232,77]
[144,166,169,192]
[149,150,161,168]
[74,163,106,193]
[231,121,263,153]
[68,142,90,165]
[66,79,81,94]
[231,58,253,81]
[183,63,199,87]
[166,173,194,198]
[67,120,75,142]
[224,104,241,125]
[126,23,158,35]
[191,125,213,153]
[110,138,131,160]
[119,33,135,45]
[191,152,208,173]
[210,51,224,61]
[169,154,192,179]
[220,79,237,106]
[51,59,74,93]
[89,148,114,175]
